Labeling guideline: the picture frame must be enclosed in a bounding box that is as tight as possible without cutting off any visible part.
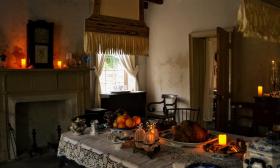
[27,20,54,68]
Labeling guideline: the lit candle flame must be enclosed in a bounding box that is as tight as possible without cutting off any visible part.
[57,60,62,69]
[21,58,26,68]
[218,134,227,145]
[258,86,263,97]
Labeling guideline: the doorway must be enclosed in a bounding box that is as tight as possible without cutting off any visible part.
[189,28,232,131]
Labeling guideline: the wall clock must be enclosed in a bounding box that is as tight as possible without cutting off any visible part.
[27,20,54,68]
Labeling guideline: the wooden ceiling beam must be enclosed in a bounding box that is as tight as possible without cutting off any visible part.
[144,0,163,9]
[147,0,163,4]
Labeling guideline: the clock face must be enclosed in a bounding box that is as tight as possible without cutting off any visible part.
[34,28,49,44]
[35,45,48,63]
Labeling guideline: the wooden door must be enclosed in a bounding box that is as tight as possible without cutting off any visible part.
[215,27,231,131]
[189,37,206,123]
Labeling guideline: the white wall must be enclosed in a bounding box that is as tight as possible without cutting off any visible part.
[0,0,92,68]
[232,34,280,102]
[144,0,240,105]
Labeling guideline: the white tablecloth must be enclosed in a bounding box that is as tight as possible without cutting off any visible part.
[57,131,243,168]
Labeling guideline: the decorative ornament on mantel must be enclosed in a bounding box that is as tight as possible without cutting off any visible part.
[11,46,26,69]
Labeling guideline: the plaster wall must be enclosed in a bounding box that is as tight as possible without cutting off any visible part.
[232,35,280,102]
[0,0,92,68]
[144,0,240,105]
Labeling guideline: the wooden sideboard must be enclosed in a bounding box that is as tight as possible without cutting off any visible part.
[101,91,146,117]
[254,96,280,128]
[0,68,90,161]
[230,97,280,136]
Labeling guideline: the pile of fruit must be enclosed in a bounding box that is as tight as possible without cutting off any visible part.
[112,113,141,129]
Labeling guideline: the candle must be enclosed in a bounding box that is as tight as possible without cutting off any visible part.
[258,86,263,97]
[145,130,155,145]
[21,58,26,68]
[57,60,62,69]
[218,134,227,145]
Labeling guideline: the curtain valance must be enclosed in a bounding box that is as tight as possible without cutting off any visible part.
[84,32,149,56]
[238,0,280,42]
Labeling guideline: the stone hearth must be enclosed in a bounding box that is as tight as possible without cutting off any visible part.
[8,93,78,159]
[0,69,90,161]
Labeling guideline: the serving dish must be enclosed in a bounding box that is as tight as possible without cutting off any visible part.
[159,129,213,148]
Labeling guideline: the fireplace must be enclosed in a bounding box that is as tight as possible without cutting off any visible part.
[8,93,78,158]
[0,69,91,161]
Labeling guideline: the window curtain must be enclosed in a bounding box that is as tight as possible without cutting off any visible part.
[84,32,149,56]
[118,55,139,91]
[84,31,148,107]
[84,32,106,108]
[94,54,105,107]
[238,0,280,42]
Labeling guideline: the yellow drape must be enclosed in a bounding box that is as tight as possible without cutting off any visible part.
[238,0,280,42]
[84,32,149,56]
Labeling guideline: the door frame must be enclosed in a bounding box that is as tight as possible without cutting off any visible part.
[189,28,233,126]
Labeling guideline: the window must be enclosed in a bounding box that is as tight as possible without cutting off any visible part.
[100,54,133,93]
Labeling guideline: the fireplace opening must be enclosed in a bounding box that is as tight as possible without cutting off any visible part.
[15,100,72,155]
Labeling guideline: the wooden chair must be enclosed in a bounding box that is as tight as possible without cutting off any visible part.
[146,94,178,121]
[167,108,200,123]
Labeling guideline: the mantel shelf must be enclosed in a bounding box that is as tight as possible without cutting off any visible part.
[0,68,91,72]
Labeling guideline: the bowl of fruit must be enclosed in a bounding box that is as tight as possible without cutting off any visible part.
[112,113,141,129]
[108,111,142,142]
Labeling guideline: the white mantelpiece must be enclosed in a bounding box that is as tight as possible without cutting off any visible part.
[0,69,90,161]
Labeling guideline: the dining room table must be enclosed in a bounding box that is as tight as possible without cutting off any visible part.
[57,129,246,168]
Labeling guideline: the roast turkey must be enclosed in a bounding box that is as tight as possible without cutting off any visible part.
[172,120,208,143]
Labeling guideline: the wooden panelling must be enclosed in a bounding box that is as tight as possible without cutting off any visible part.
[0,95,8,161]
[6,72,32,92]
[31,72,57,91]
[0,74,5,93]
[57,72,79,90]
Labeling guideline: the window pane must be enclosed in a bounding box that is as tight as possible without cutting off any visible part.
[100,54,129,93]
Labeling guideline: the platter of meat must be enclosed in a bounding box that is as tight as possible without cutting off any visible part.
[159,121,214,147]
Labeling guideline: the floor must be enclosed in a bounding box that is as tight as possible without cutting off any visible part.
[0,151,81,168]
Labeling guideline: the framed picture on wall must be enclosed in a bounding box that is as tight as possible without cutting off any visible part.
[27,20,54,68]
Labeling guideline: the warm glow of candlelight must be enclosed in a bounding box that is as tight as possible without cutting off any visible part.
[258,86,263,97]
[218,134,227,145]
[57,60,62,69]
[21,58,26,68]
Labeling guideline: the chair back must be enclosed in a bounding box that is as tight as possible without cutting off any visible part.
[162,94,178,113]
[146,94,178,120]
[167,108,200,123]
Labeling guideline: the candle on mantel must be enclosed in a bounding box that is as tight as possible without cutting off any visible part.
[21,58,26,68]
[258,86,263,97]
[57,60,62,69]
[218,134,227,145]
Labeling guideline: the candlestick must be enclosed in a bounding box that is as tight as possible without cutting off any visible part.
[218,134,227,145]
[21,58,26,68]
[57,60,62,69]
[258,86,263,97]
